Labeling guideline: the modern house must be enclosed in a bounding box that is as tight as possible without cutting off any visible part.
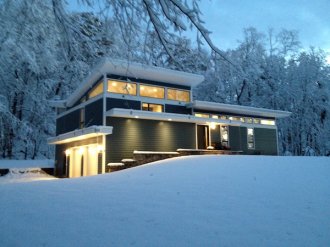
[48,58,291,178]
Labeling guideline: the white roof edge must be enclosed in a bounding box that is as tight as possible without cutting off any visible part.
[48,125,113,145]
[189,100,292,119]
[65,58,205,107]
[106,108,242,126]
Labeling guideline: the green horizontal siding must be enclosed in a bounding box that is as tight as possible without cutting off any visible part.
[255,128,278,155]
[106,117,196,163]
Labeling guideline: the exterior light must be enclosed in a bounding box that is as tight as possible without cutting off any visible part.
[65,149,71,156]
[78,147,84,155]
[97,145,104,152]
[135,116,139,118]
[210,122,216,130]
[168,118,172,121]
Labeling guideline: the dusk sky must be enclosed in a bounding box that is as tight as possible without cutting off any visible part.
[68,0,330,59]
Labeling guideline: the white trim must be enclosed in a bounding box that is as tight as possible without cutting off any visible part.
[47,126,113,145]
[56,94,103,119]
[240,123,277,130]
[188,100,292,119]
[106,91,189,106]
[106,108,242,126]
[65,58,204,107]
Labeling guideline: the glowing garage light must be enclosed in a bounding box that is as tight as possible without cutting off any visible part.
[210,122,216,130]
[78,147,84,155]
[97,145,104,152]
[65,149,71,156]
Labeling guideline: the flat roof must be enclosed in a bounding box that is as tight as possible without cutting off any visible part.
[48,126,113,145]
[63,58,204,107]
[189,100,291,119]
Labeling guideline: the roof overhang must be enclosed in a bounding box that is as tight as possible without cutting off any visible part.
[188,100,292,119]
[62,58,204,108]
[106,108,241,126]
[47,125,113,145]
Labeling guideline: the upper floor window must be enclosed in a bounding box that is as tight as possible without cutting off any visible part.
[142,103,163,112]
[194,113,209,118]
[140,84,164,99]
[167,88,190,102]
[88,82,103,99]
[260,119,275,125]
[108,80,137,95]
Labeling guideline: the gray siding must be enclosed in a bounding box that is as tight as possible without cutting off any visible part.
[106,117,196,163]
[229,126,277,155]
[56,109,80,135]
[85,99,103,127]
[255,128,278,155]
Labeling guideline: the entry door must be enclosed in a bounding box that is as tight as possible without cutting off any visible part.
[197,125,209,149]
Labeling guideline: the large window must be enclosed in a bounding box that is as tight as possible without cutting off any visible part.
[194,113,209,118]
[142,103,163,112]
[88,82,103,99]
[108,80,137,95]
[220,125,229,147]
[167,88,190,102]
[140,84,164,99]
[247,128,255,149]
[260,119,275,125]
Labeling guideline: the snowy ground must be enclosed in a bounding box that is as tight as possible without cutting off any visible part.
[0,155,329,247]
[0,168,56,184]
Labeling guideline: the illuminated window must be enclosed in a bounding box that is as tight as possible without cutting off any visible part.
[140,84,164,99]
[246,118,253,124]
[167,88,190,102]
[229,116,240,121]
[211,115,219,119]
[260,119,275,125]
[88,82,103,99]
[142,103,163,112]
[247,128,255,149]
[194,113,209,118]
[240,117,245,122]
[221,125,229,147]
[254,118,261,124]
[108,80,137,95]
[220,115,228,120]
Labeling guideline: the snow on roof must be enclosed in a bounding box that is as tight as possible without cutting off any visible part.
[189,100,292,119]
[47,125,113,145]
[63,58,204,107]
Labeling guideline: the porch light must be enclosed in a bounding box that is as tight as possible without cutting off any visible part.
[97,145,104,152]
[78,147,84,155]
[135,116,139,118]
[65,149,71,156]
[210,122,216,130]
[168,118,172,121]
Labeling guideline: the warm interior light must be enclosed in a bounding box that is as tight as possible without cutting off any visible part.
[153,88,157,92]
[65,149,71,156]
[112,82,117,86]
[212,115,219,119]
[140,86,144,90]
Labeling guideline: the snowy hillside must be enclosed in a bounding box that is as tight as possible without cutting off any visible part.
[0,155,329,246]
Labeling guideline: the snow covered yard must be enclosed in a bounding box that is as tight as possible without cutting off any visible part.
[0,155,329,247]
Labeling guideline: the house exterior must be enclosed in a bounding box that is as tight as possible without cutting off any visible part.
[48,58,291,178]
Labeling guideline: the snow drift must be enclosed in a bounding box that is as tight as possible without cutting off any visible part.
[0,155,329,246]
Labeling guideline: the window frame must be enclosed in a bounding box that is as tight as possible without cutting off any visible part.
[247,127,255,149]
[167,87,191,102]
[107,79,137,96]
[141,102,164,112]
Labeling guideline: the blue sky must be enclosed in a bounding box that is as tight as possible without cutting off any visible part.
[68,0,330,59]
